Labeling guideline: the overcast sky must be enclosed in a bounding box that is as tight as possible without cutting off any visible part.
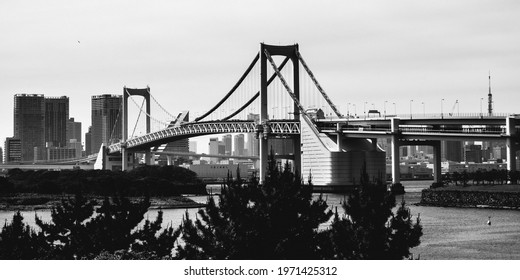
[2,0,520,152]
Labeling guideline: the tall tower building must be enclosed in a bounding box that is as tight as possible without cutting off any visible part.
[223,134,232,155]
[85,126,92,156]
[247,113,260,156]
[233,134,245,156]
[45,96,69,147]
[91,95,122,155]
[14,94,45,161]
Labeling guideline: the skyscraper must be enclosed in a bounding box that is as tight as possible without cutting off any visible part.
[91,94,122,155]
[45,96,69,147]
[85,126,92,156]
[247,113,259,156]
[233,134,245,156]
[223,134,232,155]
[14,94,45,161]
[66,117,82,145]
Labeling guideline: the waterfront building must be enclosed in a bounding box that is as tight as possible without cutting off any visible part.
[0,147,2,164]
[14,94,46,161]
[3,137,22,163]
[45,96,69,148]
[188,162,249,180]
[91,94,122,155]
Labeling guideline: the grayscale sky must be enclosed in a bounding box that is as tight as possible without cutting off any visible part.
[1,0,520,152]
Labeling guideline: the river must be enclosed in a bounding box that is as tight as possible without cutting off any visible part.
[2,181,520,260]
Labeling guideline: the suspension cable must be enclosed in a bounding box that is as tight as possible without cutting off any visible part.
[221,56,291,121]
[109,100,123,144]
[195,52,260,122]
[264,50,309,119]
[125,88,170,127]
[149,88,176,120]
[131,98,146,138]
[296,50,343,118]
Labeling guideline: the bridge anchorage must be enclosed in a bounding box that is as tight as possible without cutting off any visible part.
[97,43,520,193]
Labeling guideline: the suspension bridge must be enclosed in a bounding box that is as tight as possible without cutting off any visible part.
[52,43,520,191]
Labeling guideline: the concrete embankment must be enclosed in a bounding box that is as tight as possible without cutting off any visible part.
[419,185,520,209]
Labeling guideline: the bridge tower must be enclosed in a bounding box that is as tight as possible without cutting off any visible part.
[122,86,151,171]
[259,44,301,182]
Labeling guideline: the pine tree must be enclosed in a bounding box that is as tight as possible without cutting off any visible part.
[0,212,44,259]
[320,164,423,260]
[35,192,97,259]
[176,152,332,259]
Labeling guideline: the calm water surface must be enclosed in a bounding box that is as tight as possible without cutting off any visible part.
[2,181,520,260]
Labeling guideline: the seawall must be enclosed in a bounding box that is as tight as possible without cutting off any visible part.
[420,188,520,209]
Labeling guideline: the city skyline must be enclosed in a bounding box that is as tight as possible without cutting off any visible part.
[2,1,520,153]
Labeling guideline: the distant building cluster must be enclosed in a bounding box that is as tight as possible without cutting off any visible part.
[3,93,125,164]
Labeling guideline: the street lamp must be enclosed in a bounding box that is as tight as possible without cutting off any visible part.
[353,104,357,116]
[384,101,387,118]
[347,103,350,118]
[364,102,367,116]
[410,99,413,119]
[393,102,396,115]
[422,102,425,116]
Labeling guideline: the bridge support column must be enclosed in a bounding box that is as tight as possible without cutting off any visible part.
[145,150,153,165]
[506,117,518,173]
[391,118,401,184]
[432,141,442,184]
[121,147,127,171]
[293,135,302,175]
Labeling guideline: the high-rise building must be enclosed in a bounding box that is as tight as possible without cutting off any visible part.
[233,134,245,156]
[189,141,197,153]
[223,134,232,155]
[14,94,45,161]
[91,94,122,155]
[66,117,82,145]
[85,126,92,156]
[4,137,22,163]
[218,141,226,155]
[208,137,219,163]
[465,144,483,163]
[45,96,69,147]
[442,140,464,162]
[0,147,2,164]
[247,113,259,156]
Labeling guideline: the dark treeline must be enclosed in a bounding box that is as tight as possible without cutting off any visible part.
[0,155,422,260]
[437,169,520,188]
[0,165,207,196]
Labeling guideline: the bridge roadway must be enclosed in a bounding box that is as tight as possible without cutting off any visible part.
[108,120,301,154]
[107,115,520,185]
[109,115,518,154]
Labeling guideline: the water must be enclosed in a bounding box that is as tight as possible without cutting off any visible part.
[2,181,520,259]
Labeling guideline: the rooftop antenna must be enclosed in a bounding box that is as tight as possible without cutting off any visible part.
[488,71,493,116]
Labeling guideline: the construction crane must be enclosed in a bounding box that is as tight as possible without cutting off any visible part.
[448,100,459,116]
